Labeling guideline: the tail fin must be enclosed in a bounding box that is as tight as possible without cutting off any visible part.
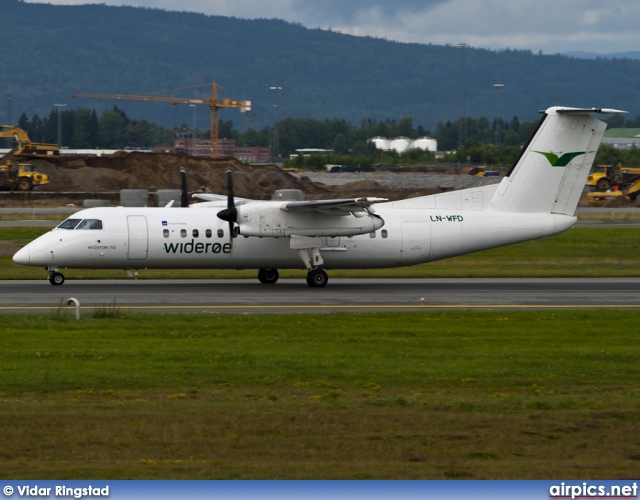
[489,106,625,215]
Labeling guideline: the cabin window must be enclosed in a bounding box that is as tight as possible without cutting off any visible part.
[369,232,376,238]
[163,229,170,238]
[205,229,212,238]
[76,219,103,230]
[381,229,388,238]
[57,218,82,230]
[180,229,187,238]
[217,229,224,238]
[192,229,199,238]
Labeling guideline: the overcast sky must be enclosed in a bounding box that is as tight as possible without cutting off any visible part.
[25,0,640,55]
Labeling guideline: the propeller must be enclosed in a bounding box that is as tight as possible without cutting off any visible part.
[216,170,238,242]
[179,167,188,207]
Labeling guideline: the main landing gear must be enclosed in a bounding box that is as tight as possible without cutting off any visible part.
[306,269,328,288]
[257,267,329,287]
[258,268,279,285]
[48,268,65,285]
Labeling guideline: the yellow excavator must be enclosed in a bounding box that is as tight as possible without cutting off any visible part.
[0,125,60,159]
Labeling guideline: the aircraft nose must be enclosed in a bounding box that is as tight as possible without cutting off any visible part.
[13,233,50,267]
[13,245,30,265]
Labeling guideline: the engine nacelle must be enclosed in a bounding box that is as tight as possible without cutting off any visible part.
[236,202,384,237]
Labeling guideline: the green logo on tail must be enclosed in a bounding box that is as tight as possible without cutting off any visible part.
[533,151,586,167]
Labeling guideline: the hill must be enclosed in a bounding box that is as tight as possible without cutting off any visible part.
[3,0,640,131]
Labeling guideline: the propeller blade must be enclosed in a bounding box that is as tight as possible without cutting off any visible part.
[179,167,188,207]
[226,169,234,210]
[216,170,238,244]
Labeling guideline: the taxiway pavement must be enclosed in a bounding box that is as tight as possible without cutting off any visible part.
[0,278,638,313]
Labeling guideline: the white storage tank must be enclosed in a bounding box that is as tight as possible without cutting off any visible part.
[389,137,411,154]
[410,137,438,152]
[369,136,390,151]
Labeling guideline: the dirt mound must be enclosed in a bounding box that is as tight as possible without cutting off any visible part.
[9,152,621,208]
[22,152,440,203]
[31,152,335,199]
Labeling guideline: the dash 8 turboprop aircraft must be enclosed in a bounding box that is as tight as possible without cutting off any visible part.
[13,106,624,287]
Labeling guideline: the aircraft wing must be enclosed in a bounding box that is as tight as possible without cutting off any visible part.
[192,193,252,205]
[281,197,387,214]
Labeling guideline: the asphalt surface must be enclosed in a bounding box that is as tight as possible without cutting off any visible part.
[1,278,638,313]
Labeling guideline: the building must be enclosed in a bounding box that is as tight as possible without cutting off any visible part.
[161,133,272,163]
[289,148,334,160]
[601,128,640,149]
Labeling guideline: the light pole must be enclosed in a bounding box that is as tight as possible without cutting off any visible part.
[189,104,197,155]
[7,94,12,124]
[269,86,282,159]
[493,83,504,145]
[457,43,469,148]
[54,103,66,147]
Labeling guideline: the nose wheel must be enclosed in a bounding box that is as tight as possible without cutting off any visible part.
[306,269,328,288]
[48,271,65,286]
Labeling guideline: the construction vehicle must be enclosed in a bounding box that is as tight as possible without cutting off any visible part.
[588,164,640,206]
[466,166,500,177]
[0,125,60,159]
[585,162,623,191]
[0,159,50,191]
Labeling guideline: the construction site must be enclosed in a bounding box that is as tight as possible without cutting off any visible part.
[0,81,636,208]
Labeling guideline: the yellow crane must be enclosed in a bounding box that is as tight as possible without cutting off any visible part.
[72,82,251,158]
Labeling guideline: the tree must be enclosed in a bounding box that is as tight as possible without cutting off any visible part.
[333,133,347,154]
[98,107,129,148]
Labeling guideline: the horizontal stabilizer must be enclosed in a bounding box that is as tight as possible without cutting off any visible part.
[544,107,628,115]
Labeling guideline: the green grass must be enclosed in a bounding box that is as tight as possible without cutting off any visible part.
[0,311,639,479]
[2,226,640,279]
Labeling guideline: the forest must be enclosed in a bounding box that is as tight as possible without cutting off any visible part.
[6,107,640,169]
[4,0,640,134]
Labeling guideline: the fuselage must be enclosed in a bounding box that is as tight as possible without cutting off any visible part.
[13,197,576,271]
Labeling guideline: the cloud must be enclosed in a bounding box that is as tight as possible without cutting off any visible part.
[290,0,447,23]
[23,0,640,54]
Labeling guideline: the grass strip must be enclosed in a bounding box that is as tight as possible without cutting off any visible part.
[0,311,638,479]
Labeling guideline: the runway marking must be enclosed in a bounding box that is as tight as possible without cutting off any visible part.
[1,304,640,311]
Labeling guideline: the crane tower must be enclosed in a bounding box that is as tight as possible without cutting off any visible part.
[72,82,251,158]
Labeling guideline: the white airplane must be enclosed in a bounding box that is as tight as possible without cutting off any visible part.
[13,106,624,287]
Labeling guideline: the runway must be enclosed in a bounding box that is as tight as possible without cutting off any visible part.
[0,278,639,313]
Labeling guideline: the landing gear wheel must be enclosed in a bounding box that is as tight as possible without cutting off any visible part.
[258,268,279,285]
[48,272,65,286]
[306,269,328,288]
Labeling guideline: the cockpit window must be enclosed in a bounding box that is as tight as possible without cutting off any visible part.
[56,218,103,230]
[57,218,82,229]
[76,219,103,230]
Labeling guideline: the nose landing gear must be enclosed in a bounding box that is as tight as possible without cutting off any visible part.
[48,269,65,286]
